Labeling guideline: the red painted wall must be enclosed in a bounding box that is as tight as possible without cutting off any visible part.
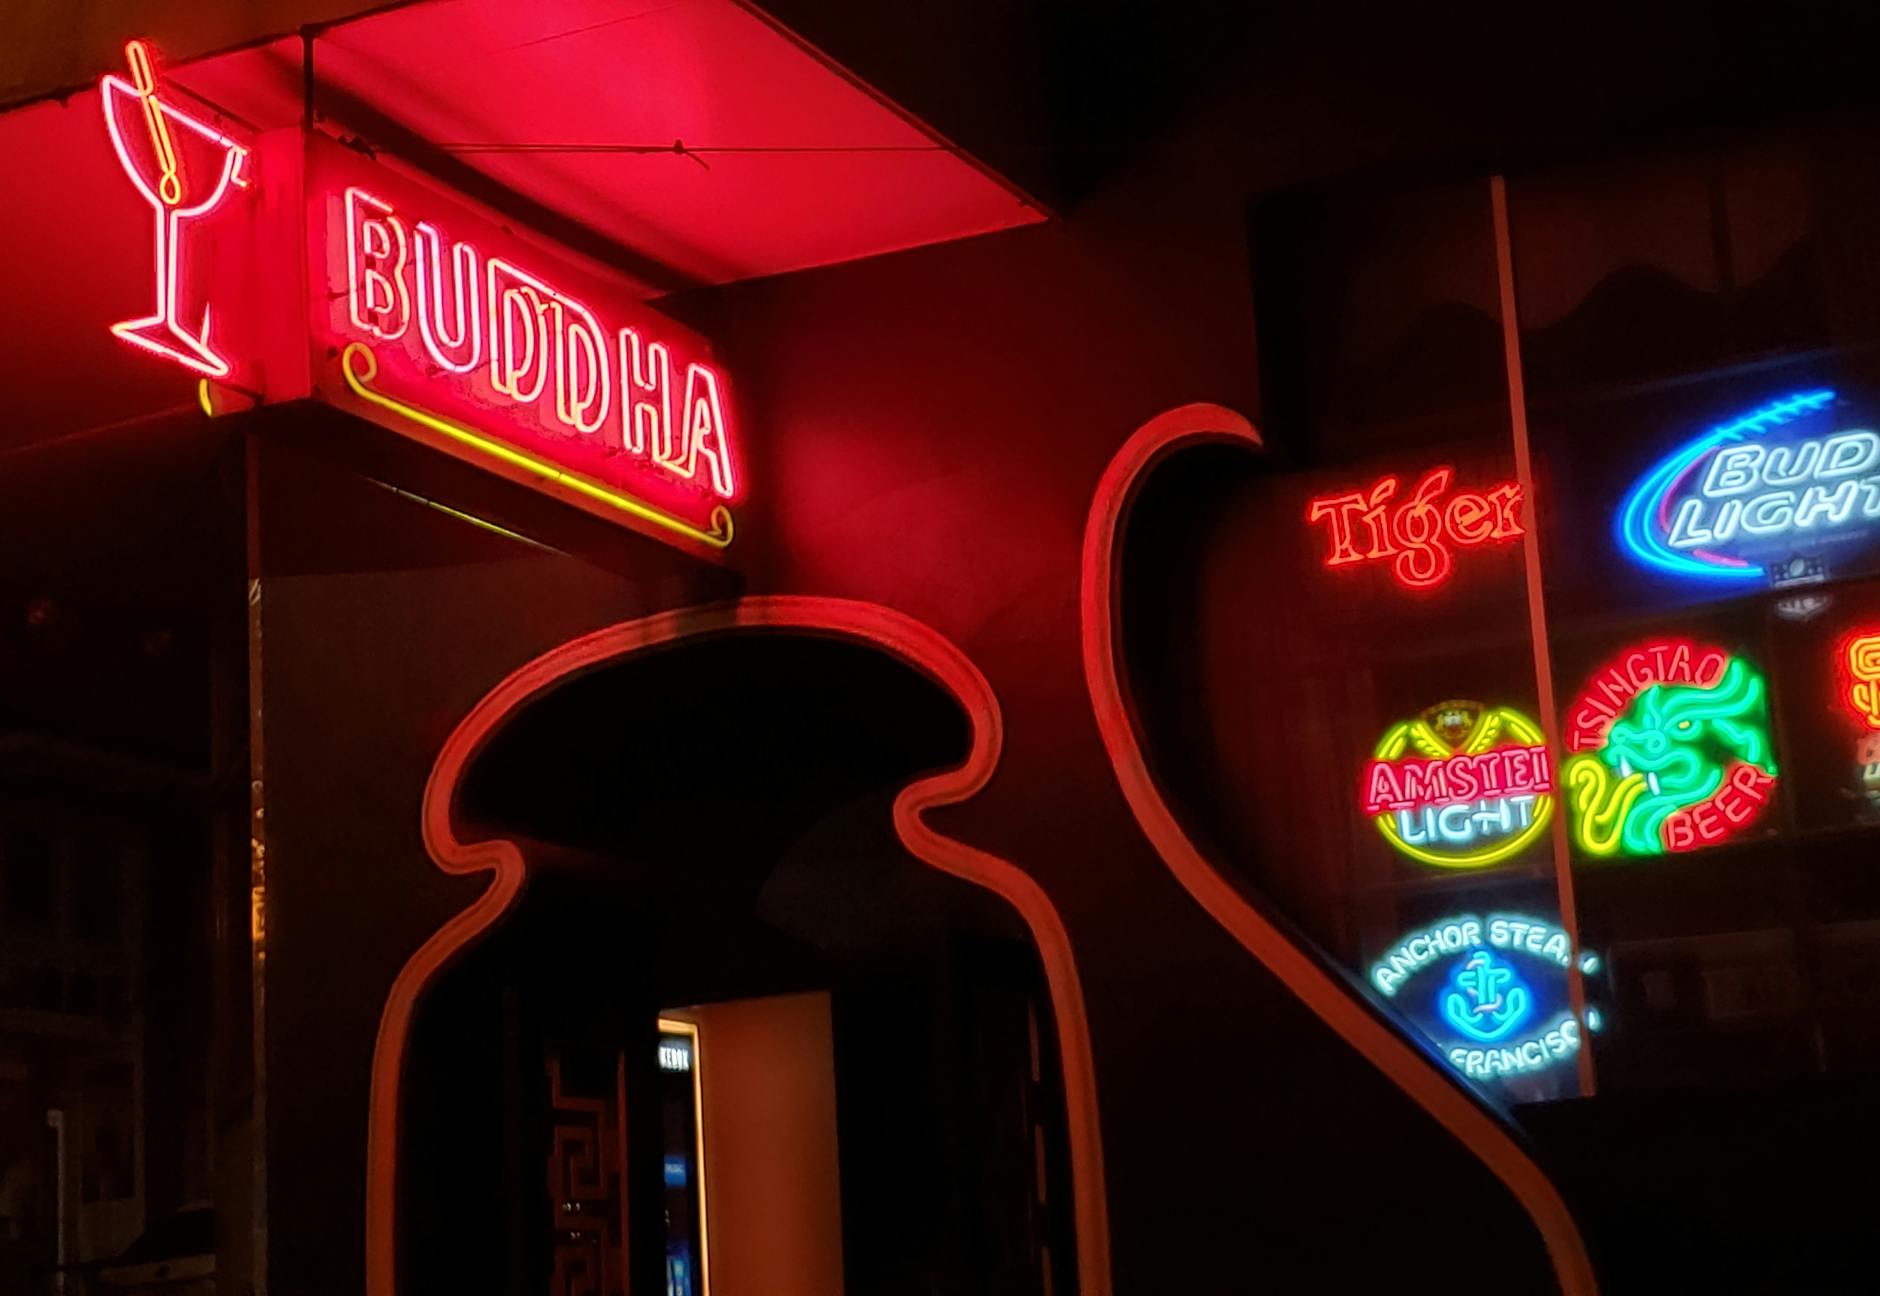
[673,136,1559,1287]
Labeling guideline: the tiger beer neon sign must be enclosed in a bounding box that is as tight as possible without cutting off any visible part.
[325,167,738,548]
[1306,466,1524,590]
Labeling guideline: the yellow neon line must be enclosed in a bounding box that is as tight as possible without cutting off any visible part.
[126,41,182,207]
[341,342,733,550]
[657,1017,711,1296]
[198,379,216,418]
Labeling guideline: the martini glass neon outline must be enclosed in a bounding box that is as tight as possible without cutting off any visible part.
[101,40,251,378]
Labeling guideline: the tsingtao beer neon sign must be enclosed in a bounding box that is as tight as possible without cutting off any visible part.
[1306,466,1523,590]
[1563,639,1777,856]
[1363,701,1554,868]
[1617,389,1880,584]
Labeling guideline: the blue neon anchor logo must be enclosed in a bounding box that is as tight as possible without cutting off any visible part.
[1440,950,1532,1042]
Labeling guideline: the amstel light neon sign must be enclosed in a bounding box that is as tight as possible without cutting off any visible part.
[98,43,743,555]
[1841,630,1880,730]
[1563,639,1777,856]
[1617,389,1880,585]
[100,41,252,378]
[1369,913,1594,1085]
[1363,700,1554,868]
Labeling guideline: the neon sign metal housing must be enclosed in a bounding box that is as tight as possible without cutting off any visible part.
[1563,640,1777,856]
[1617,389,1880,585]
[1363,700,1554,868]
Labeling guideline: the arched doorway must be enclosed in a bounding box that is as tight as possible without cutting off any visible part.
[368,600,1108,1296]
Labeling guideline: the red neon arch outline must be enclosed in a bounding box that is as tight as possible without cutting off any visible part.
[1079,403,1597,1294]
[365,596,1112,1296]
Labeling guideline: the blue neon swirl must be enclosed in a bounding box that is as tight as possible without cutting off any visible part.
[1614,388,1837,583]
[1439,949,1534,1043]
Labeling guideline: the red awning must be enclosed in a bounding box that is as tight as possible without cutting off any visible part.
[0,0,1043,447]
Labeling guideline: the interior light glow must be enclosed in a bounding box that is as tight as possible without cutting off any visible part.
[101,40,252,378]
[1563,641,1777,856]
[1365,701,1554,868]
[655,1018,711,1296]
[1614,389,1880,584]
[1306,466,1523,589]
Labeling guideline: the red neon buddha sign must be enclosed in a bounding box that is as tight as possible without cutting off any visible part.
[98,44,744,554]
[325,172,738,547]
[1306,466,1524,589]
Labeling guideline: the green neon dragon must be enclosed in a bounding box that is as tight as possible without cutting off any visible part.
[1564,658,1776,856]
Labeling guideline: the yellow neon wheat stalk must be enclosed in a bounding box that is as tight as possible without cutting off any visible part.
[341,343,732,550]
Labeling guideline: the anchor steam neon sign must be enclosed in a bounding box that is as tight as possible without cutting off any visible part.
[1617,389,1880,584]
[1362,700,1554,868]
[1369,914,1594,1084]
[1563,639,1777,856]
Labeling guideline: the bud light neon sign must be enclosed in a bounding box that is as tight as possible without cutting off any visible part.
[1617,389,1880,584]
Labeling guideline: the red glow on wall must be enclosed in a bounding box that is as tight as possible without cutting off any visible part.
[1564,638,1729,753]
[100,41,252,378]
[1841,629,1880,729]
[1305,467,1523,589]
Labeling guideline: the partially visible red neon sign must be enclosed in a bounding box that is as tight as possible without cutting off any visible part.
[1841,629,1880,729]
[1306,467,1524,589]
[100,41,252,378]
[1661,763,1777,851]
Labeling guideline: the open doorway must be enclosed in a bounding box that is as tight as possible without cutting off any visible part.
[395,631,1081,1295]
